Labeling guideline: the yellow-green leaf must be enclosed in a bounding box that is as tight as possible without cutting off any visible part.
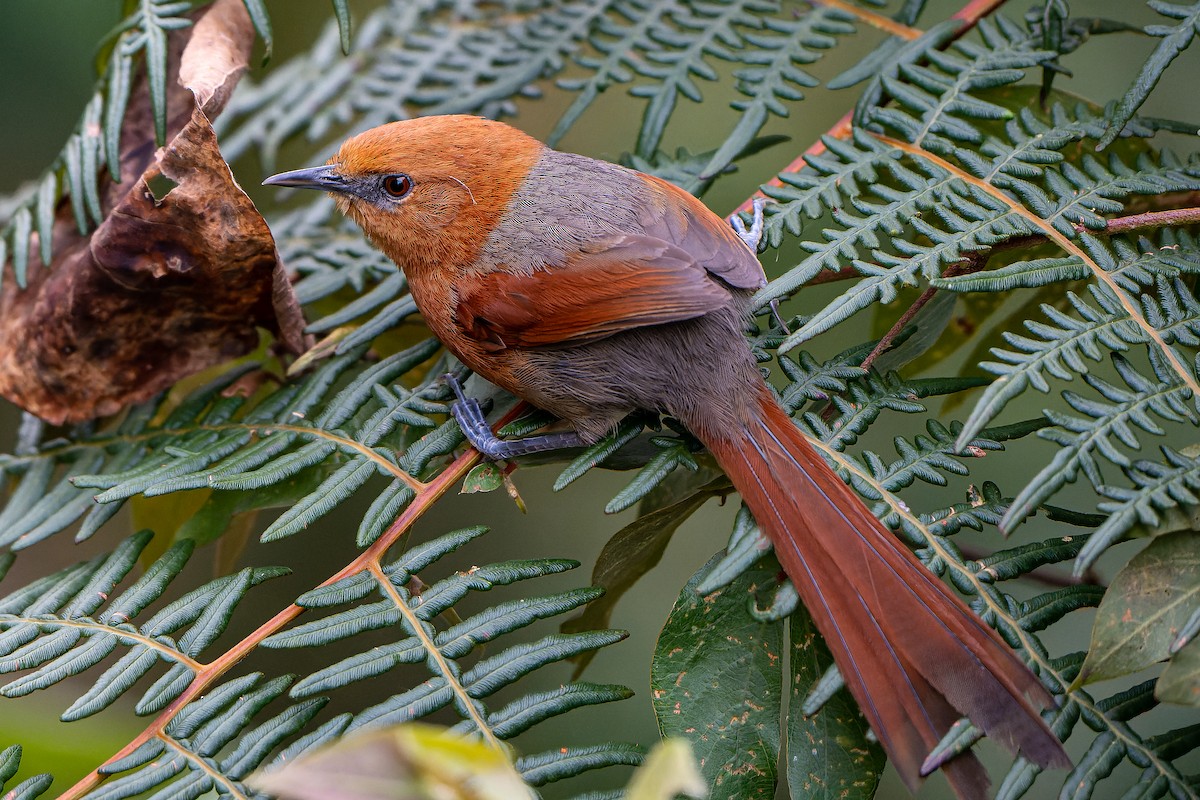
[651,557,783,799]
[1079,532,1200,686]
[247,724,533,800]
[626,738,707,800]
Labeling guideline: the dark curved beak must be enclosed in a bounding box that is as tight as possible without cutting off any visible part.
[262,165,348,192]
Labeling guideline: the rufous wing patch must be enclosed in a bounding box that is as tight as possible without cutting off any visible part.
[455,234,731,350]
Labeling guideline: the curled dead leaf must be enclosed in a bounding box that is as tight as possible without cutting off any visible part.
[0,0,306,425]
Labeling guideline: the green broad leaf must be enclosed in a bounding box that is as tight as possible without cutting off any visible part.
[868,289,958,377]
[651,557,784,799]
[247,723,533,800]
[562,471,731,673]
[130,489,213,567]
[461,463,506,495]
[626,738,706,800]
[787,606,884,799]
[1079,532,1200,686]
[1158,637,1200,706]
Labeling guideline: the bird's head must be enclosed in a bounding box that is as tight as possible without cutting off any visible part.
[264,115,543,271]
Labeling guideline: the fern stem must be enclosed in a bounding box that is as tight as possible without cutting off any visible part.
[56,405,529,800]
[729,0,1009,217]
[807,0,921,41]
[266,424,427,491]
[0,616,203,672]
[950,0,1011,26]
[368,561,505,751]
[156,731,252,800]
[1103,205,1200,234]
[1,421,429,491]
[874,132,1200,396]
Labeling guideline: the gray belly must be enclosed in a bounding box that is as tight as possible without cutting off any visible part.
[515,303,762,443]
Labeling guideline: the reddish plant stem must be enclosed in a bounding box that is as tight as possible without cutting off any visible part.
[808,0,922,40]
[854,202,1200,370]
[58,403,530,800]
[859,283,940,371]
[1103,206,1200,234]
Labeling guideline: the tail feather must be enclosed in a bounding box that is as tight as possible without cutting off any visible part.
[693,389,1070,798]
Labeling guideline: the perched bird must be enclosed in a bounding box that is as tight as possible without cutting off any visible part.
[265,115,1070,797]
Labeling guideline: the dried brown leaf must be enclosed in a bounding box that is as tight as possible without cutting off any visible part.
[0,0,305,424]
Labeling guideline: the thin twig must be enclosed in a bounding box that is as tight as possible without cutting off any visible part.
[878,132,1200,394]
[1103,205,1200,234]
[860,283,941,371]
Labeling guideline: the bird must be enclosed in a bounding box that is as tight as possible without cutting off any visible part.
[264,114,1070,797]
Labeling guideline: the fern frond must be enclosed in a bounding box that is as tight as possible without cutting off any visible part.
[272,201,398,307]
[1098,1,1200,149]
[755,12,1200,384]
[88,672,327,799]
[867,16,1054,153]
[754,130,901,249]
[7,1,1200,796]
[626,0,774,160]
[797,438,1194,800]
[259,525,634,780]
[516,743,646,787]
[874,418,1000,491]
[1002,350,1198,529]
[602,436,700,514]
[957,286,1149,444]
[102,0,194,151]
[695,6,857,182]
[776,349,867,411]
[0,531,285,719]
[0,0,226,285]
[221,0,610,170]
[0,338,456,550]
[547,0,676,147]
[0,745,52,800]
[973,532,1091,584]
[1077,447,1200,575]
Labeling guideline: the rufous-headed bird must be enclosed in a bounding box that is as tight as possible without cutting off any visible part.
[265,115,1069,798]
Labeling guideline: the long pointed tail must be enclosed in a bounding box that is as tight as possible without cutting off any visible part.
[693,386,1069,798]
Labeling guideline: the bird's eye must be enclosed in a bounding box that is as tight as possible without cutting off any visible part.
[382,174,413,199]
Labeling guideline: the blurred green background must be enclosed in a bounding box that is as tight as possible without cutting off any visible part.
[0,1,1198,798]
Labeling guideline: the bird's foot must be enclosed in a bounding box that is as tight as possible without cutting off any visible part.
[731,199,790,333]
[731,197,770,252]
[443,374,585,460]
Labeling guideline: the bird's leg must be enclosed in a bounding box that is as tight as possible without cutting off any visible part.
[731,198,789,333]
[444,373,585,460]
